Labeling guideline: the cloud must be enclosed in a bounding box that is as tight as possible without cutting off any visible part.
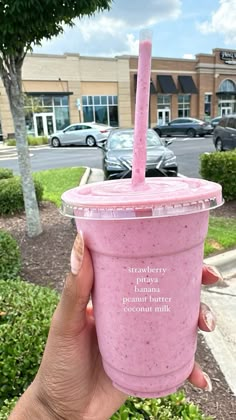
[35,0,182,56]
[182,54,195,59]
[197,0,236,44]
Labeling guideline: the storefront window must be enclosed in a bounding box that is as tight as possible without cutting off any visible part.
[82,95,119,126]
[178,94,190,117]
[55,107,70,130]
[157,95,171,108]
[24,94,70,136]
[0,121,3,141]
[204,94,212,119]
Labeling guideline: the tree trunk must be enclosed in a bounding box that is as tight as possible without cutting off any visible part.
[2,59,42,237]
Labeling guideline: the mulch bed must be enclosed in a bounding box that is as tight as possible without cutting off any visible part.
[0,200,235,419]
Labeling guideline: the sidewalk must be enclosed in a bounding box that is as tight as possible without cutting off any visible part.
[83,168,236,397]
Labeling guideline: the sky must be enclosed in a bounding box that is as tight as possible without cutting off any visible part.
[35,0,236,59]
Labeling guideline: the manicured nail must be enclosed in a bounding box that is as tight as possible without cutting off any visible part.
[70,232,84,275]
[203,372,213,392]
[206,265,223,281]
[203,309,216,332]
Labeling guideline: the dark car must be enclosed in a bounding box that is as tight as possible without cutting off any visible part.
[153,117,213,138]
[99,128,178,180]
[213,115,236,151]
[210,116,222,130]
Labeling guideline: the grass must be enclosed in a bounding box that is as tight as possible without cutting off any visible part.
[33,166,235,257]
[205,216,236,256]
[34,167,85,207]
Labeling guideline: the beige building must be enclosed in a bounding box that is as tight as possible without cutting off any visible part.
[1,48,236,139]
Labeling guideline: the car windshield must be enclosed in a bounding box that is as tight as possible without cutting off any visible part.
[108,131,162,150]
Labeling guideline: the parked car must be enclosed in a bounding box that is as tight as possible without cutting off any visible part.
[49,122,111,147]
[98,128,178,180]
[153,117,213,138]
[210,116,222,129]
[213,115,236,151]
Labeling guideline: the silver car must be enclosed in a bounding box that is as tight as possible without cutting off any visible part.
[49,123,111,147]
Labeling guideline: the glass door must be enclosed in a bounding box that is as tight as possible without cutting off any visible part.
[34,113,56,137]
[221,107,232,116]
[157,109,170,125]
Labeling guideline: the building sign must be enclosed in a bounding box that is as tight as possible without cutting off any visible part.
[220,51,236,65]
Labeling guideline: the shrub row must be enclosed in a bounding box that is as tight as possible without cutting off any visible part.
[200,150,236,201]
[0,230,21,280]
[6,136,48,147]
[0,168,14,180]
[0,279,211,419]
[0,278,59,406]
[0,177,43,215]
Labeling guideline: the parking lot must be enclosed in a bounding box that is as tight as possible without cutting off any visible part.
[0,135,215,178]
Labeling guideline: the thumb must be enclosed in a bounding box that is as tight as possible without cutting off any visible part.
[52,232,94,335]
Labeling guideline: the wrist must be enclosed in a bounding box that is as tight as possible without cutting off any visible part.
[9,382,59,420]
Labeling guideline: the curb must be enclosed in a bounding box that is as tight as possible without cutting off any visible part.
[79,167,91,186]
[204,249,236,279]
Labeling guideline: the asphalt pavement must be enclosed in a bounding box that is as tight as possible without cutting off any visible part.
[0,135,215,178]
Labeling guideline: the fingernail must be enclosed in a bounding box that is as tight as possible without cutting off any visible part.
[203,310,216,332]
[70,232,84,275]
[206,265,223,281]
[203,372,213,392]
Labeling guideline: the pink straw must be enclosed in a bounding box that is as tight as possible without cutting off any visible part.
[132,29,153,188]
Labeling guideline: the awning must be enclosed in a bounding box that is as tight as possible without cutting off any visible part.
[178,76,198,94]
[216,91,236,96]
[134,74,157,94]
[25,91,73,96]
[157,75,177,94]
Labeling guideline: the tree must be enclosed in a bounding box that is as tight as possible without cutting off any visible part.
[0,0,112,237]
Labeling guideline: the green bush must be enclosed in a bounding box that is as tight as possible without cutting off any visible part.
[0,397,18,419]
[200,150,236,201]
[6,138,16,146]
[0,279,59,406]
[0,230,21,280]
[0,168,14,180]
[112,394,212,419]
[0,177,43,215]
[6,136,48,147]
[28,136,48,146]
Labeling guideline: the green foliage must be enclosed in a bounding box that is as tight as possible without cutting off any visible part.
[0,397,18,419]
[6,136,48,146]
[34,167,85,207]
[0,230,21,280]
[28,136,48,145]
[0,0,112,55]
[0,168,14,180]
[111,393,212,419]
[6,138,16,146]
[0,177,43,215]
[0,279,59,405]
[200,151,236,201]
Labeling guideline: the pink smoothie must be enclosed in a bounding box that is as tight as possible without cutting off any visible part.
[61,177,223,397]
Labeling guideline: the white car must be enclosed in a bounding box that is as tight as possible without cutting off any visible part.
[49,122,112,147]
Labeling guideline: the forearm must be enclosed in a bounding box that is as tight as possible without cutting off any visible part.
[9,383,57,420]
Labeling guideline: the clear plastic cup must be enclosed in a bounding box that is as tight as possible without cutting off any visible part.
[61,177,223,397]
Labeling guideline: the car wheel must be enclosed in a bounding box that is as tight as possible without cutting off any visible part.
[215,138,223,152]
[51,137,61,147]
[187,128,196,138]
[86,136,96,147]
